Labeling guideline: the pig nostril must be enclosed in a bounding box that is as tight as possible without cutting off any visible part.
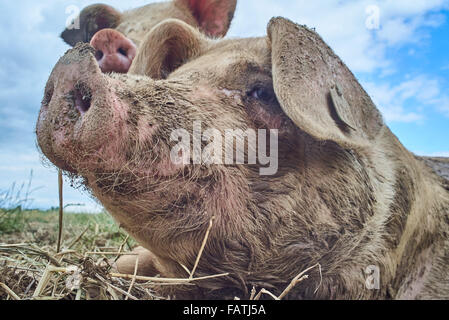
[118,47,127,57]
[74,88,92,115]
[95,50,104,61]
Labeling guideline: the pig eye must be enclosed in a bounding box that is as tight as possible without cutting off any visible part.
[248,86,275,103]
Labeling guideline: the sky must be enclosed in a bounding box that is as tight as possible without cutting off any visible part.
[0,0,448,212]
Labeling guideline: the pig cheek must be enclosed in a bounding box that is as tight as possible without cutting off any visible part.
[135,120,184,176]
[137,118,158,145]
[135,119,184,176]
[157,150,185,177]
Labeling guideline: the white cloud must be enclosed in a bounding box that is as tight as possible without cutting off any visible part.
[362,74,449,123]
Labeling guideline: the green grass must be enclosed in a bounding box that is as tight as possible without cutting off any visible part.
[0,175,133,245]
[0,210,144,300]
[0,209,136,250]
[0,206,28,235]
[0,178,34,235]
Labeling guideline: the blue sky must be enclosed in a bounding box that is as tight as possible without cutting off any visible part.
[0,0,448,212]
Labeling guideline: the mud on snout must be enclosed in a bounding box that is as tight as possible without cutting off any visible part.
[36,43,130,173]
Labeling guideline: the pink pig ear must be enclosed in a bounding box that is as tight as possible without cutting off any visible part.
[175,0,237,38]
[129,19,204,79]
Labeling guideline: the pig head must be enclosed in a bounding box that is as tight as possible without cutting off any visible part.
[61,0,237,73]
[37,17,449,299]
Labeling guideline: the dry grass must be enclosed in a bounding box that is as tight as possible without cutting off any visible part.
[0,209,156,300]
[0,242,160,300]
[0,210,320,300]
[0,211,228,300]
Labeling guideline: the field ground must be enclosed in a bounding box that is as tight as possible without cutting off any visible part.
[0,209,130,247]
[0,209,167,300]
[0,209,251,300]
[0,209,316,301]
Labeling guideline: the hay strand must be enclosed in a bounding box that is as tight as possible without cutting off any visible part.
[57,170,63,253]
[0,282,21,300]
[190,216,214,279]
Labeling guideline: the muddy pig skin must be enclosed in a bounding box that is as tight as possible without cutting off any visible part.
[61,0,237,73]
[37,18,449,299]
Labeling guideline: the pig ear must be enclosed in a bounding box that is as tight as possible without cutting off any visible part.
[129,19,204,78]
[268,17,384,150]
[61,4,122,46]
[175,0,237,38]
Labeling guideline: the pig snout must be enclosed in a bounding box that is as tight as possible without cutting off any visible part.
[37,43,130,173]
[41,44,101,120]
[90,29,137,74]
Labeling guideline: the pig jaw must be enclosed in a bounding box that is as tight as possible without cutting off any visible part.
[36,44,133,174]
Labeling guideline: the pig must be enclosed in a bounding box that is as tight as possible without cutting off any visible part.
[61,0,237,73]
[36,17,449,299]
